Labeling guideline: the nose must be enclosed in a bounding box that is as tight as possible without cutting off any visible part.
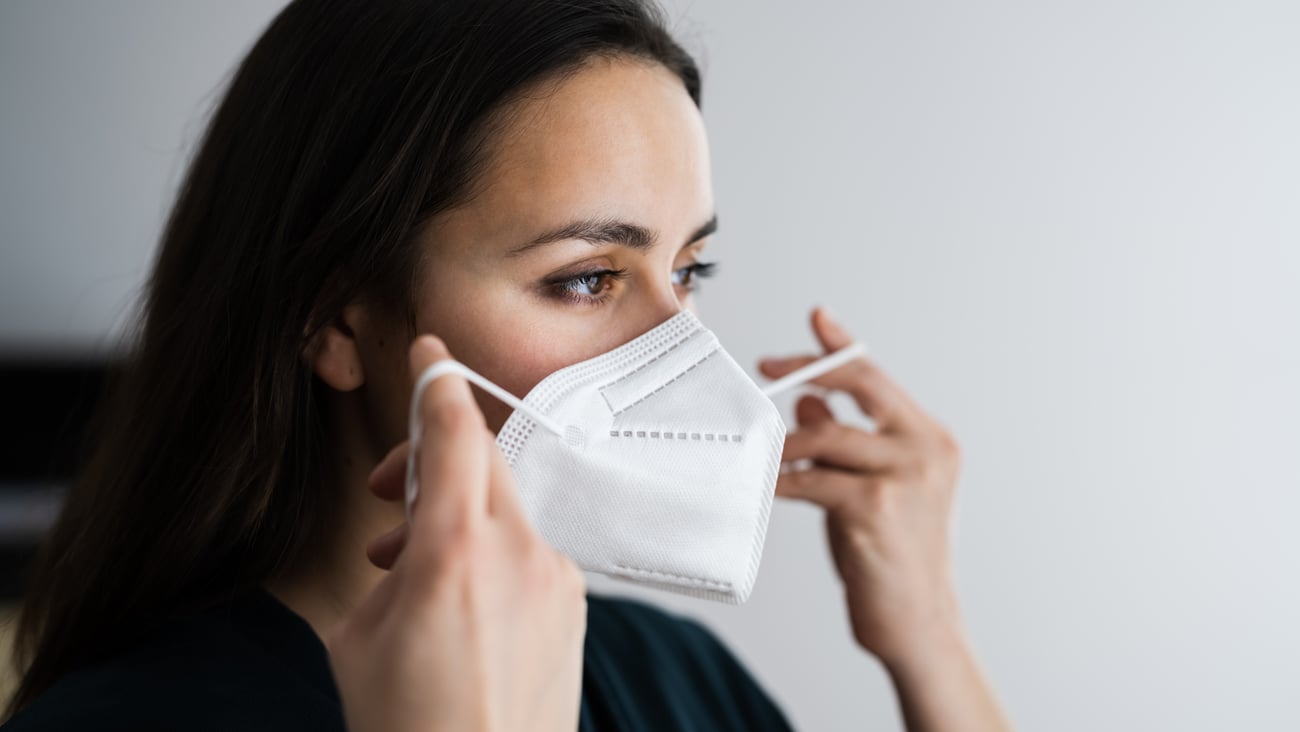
[627,281,688,340]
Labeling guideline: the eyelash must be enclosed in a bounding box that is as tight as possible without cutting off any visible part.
[544,261,719,306]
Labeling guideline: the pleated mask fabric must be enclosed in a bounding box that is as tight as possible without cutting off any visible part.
[407,309,867,603]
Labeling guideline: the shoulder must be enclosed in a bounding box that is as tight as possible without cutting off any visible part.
[585,593,794,731]
[3,596,343,732]
[4,630,241,731]
[3,656,202,731]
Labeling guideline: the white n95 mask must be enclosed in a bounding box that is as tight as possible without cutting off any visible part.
[406,309,866,603]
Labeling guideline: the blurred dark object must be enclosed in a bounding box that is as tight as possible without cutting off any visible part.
[0,356,113,600]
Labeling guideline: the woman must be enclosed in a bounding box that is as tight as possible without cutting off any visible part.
[4,0,1012,729]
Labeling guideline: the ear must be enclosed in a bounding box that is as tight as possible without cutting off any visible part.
[304,303,367,392]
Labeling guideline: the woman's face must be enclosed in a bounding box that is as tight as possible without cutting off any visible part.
[363,55,717,439]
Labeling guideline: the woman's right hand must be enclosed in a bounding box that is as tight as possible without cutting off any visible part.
[326,335,588,732]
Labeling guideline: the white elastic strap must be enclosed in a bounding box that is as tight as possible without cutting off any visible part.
[761,341,869,398]
[405,358,565,518]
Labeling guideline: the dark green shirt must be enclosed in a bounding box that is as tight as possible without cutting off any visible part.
[2,589,794,731]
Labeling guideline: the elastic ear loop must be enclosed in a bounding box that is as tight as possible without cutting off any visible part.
[405,359,566,519]
[760,341,869,398]
[404,343,868,517]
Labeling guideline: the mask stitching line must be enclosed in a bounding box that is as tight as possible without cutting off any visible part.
[597,326,710,391]
[545,328,704,415]
[524,317,704,414]
[607,429,744,442]
[604,344,720,416]
[612,564,734,590]
[736,408,787,603]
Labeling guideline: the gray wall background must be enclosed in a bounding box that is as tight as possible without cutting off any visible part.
[3,1,1298,730]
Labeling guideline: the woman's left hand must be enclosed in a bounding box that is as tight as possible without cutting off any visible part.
[758,307,965,669]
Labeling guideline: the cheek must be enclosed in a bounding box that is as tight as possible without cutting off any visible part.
[414,297,599,433]
[458,325,594,434]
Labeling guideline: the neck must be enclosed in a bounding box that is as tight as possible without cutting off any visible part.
[265,392,404,642]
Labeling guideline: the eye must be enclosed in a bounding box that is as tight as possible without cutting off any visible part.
[564,269,623,296]
[543,267,630,305]
[671,261,719,291]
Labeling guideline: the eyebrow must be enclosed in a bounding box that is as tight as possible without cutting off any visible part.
[507,213,718,256]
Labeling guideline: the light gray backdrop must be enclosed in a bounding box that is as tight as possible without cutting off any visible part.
[2,1,1298,730]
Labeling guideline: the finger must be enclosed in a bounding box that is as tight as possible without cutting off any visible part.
[760,352,913,433]
[365,522,409,570]
[407,334,490,540]
[367,441,410,502]
[809,307,928,427]
[759,308,921,435]
[484,431,531,529]
[783,422,907,473]
[795,393,834,427]
[775,466,864,511]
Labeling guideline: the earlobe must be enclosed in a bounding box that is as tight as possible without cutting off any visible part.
[304,306,367,392]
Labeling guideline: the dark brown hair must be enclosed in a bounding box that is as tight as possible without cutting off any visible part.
[8,0,700,715]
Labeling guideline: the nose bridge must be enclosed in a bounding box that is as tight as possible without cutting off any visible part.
[630,285,687,339]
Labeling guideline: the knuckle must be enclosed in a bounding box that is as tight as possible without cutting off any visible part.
[822,419,851,439]
[561,557,587,595]
[823,423,859,454]
[930,427,962,468]
[516,537,553,581]
[850,358,881,386]
[930,420,958,449]
[854,481,889,515]
[847,357,872,377]
[544,554,579,595]
[529,546,585,599]
[804,419,834,443]
[874,475,903,496]
[433,522,481,572]
[912,451,937,482]
[945,433,963,463]
[895,440,926,477]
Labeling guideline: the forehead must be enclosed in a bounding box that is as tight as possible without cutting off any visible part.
[440,55,712,250]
